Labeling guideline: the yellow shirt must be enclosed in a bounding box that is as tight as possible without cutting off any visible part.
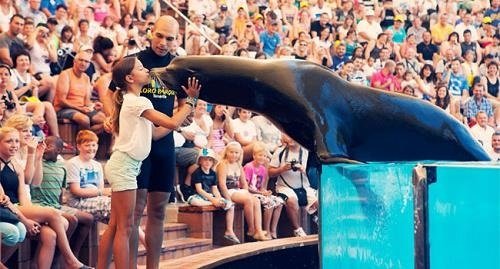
[431,23,454,45]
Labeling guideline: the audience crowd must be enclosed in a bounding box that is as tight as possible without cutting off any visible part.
[0,0,499,267]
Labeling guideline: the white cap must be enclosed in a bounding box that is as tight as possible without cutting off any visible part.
[197,148,218,163]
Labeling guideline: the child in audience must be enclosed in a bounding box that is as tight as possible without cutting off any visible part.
[30,136,94,257]
[187,148,239,244]
[232,108,258,162]
[243,142,284,239]
[66,130,111,223]
[97,57,200,269]
[217,141,269,241]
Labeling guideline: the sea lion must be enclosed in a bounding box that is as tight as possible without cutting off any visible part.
[151,56,491,163]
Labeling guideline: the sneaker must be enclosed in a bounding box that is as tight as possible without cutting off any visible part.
[293,227,307,237]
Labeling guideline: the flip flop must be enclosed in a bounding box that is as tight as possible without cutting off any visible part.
[224,234,241,244]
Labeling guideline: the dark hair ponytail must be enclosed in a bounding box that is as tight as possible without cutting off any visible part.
[111,57,136,134]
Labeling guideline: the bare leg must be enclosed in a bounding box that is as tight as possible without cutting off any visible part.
[35,226,56,269]
[97,210,116,269]
[112,190,137,269]
[262,207,273,236]
[43,101,60,136]
[224,206,235,236]
[285,198,301,230]
[230,191,255,234]
[129,188,147,269]
[270,205,283,238]
[145,191,170,269]
[70,211,94,257]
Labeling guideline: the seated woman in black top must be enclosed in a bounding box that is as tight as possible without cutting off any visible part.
[0,127,91,269]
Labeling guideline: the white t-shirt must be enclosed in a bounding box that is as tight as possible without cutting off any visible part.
[113,93,154,161]
[357,19,383,43]
[270,146,310,189]
[232,118,257,142]
[65,156,104,199]
[469,124,495,153]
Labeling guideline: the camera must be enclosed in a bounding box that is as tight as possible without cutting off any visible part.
[289,159,301,172]
[128,39,137,46]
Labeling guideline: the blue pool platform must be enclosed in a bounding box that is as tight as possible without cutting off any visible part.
[320,162,500,269]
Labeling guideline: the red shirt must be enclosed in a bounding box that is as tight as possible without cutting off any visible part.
[370,70,394,91]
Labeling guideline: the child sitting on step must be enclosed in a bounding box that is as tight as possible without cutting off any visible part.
[243,142,284,239]
[187,148,240,244]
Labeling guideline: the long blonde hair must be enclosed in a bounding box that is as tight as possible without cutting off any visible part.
[110,57,136,135]
[220,141,244,166]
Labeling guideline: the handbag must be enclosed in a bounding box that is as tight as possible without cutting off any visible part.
[0,206,20,224]
[291,187,308,207]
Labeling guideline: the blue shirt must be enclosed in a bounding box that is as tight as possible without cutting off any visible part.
[40,0,65,15]
[388,26,406,44]
[464,97,494,119]
[448,73,468,97]
[260,31,281,57]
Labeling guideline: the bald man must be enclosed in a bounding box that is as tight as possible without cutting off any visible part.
[99,16,190,269]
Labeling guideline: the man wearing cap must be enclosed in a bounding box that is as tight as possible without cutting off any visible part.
[484,0,499,28]
[214,4,233,38]
[387,14,406,44]
[0,15,26,66]
[357,9,383,44]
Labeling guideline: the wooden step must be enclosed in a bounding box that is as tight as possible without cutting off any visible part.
[136,238,212,265]
[98,222,188,242]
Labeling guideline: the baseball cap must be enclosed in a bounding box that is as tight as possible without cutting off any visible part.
[300,1,309,8]
[220,4,228,11]
[482,17,492,24]
[394,14,405,22]
[197,148,218,164]
[78,44,94,53]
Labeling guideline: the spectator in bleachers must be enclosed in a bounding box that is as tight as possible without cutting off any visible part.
[65,130,111,222]
[92,36,117,75]
[182,99,211,148]
[365,32,387,60]
[244,142,284,240]
[232,6,251,39]
[335,0,354,27]
[0,192,27,249]
[455,12,479,42]
[0,15,26,67]
[214,4,233,40]
[185,12,219,55]
[434,83,461,120]
[232,108,258,162]
[54,5,73,35]
[401,47,420,74]
[208,104,233,154]
[25,23,57,100]
[54,50,106,134]
[379,0,395,30]
[392,62,405,92]
[398,34,417,61]
[59,25,75,54]
[489,130,500,160]
[469,110,495,151]
[217,141,269,241]
[73,19,93,52]
[116,13,139,47]
[464,77,495,127]
[292,9,312,40]
[484,0,499,27]
[416,31,439,64]
[281,0,299,26]
[371,60,396,91]
[435,48,455,81]
[240,20,261,52]
[388,14,406,44]
[478,17,496,55]
[462,49,480,86]
[357,9,382,45]
[97,16,118,46]
[293,39,309,59]
[30,135,94,257]
[268,134,317,237]
[310,12,333,38]
[40,0,64,17]
[331,42,349,71]
[188,148,240,243]
[337,14,356,41]
[0,63,21,119]
[461,29,482,63]
[337,59,353,80]
[260,19,281,57]
[350,56,369,86]
[431,13,453,46]
[446,57,470,109]
[373,47,391,71]
[0,126,92,269]
[252,113,281,154]
[417,63,437,98]
[482,61,499,125]
[0,0,16,33]
[21,0,47,26]
[93,0,110,24]
[407,16,426,44]
[440,32,462,60]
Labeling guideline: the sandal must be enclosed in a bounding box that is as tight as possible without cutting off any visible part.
[224,234,241,244]
[253,232,271,241]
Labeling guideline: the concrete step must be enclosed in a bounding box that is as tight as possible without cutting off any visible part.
[136,237,212,265]
[98,222,189,242]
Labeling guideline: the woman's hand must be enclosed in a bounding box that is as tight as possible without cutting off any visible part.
[181,77,201,98]
[26,136,39,153]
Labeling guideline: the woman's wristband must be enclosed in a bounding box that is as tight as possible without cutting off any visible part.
[186,96,198,107]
